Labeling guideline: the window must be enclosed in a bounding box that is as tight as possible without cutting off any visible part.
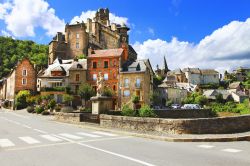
[76,42,80,49]
[124,78,129,87]
[104,73,108,80]
[136,78,141,87]
[22,69,27,76]
[113,60,117,67]
[75,74,80,81]
[113,85,116,91]
[93,74,97,81]
[124,90,130,97]
[92,62,97,69]
[22,78,27,85]
[104,61,108,68]
[76,33,80,39]
[52,82,62,87]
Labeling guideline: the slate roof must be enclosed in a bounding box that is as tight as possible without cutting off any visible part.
[203,89,231,100]
[38,58,86,77]
[228,82,242,89]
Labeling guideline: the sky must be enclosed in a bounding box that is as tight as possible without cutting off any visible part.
[0,0,250,73]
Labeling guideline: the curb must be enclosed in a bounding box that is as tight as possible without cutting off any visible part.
[53,119,250,142]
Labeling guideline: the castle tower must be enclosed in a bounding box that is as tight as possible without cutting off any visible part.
[94,8,110,26]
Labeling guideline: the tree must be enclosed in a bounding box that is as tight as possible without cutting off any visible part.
[132,95,140,110]
[63,94,74,106]
[103,87,114,97]
[150,91,161,106]
[15,90,31,110]
[78,83,95,106]
[215,93,224,103]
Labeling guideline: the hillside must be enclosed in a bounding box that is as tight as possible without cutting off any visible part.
[0,36,48,78]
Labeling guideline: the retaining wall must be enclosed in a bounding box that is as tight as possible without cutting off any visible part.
[100,114,250,134]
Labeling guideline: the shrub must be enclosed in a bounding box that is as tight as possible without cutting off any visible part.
[121,105,136,117]
[35,106,44,114]
[41,111,50,115]
[102,87,114,97]
[15,90,30,109]
[55,105,61,112]
[26,106,34,113]
[48,99,56,109]
[61,106,74,113]
[63,94,74,106]
[138,105,156,117]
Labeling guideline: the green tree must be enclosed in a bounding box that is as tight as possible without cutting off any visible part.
[78,83,95,106]
[15,90,31,110]
[63,94,74,106]
[103,87,114,97]
[132,95,140,110]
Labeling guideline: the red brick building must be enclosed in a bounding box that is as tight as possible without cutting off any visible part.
[0,58,36,108]
[87,47,128,108]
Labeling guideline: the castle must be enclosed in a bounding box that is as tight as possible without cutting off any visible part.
[48,8,137,64]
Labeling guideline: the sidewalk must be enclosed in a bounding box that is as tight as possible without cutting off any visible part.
[2,108,250,142]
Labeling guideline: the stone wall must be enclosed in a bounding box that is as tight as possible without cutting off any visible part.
[154,109,213,119]
[100,114,250,134]
[54,112,81,124]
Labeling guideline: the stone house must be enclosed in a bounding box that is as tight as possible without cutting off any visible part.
[203,89,248,103]
[120,59,154,109]
[166,68,219,85]
[0,58,36,108]
[48,8,136,64]
[158,82,198,105]
[37,58,87,103]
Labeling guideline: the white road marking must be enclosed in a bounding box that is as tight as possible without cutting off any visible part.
[58,133,82,140]
[77,132,102,138]
[222,148,242,153]
[22,125,32,129]
[33,129,47,134]
[197,145,215,149]
[53,135,155,166]
[19,137,40,144]
[0,139,15,147]
[93,131,117,137]
[40,135,63,142]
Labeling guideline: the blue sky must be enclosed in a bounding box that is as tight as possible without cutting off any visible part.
[1,0,250,71]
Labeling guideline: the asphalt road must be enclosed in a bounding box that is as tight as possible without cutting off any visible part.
[0,108,250,166]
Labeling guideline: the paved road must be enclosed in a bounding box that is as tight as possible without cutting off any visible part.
[0,109,250,166]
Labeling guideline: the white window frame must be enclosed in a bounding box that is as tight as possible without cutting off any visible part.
[124,90,130,97]
[22,69,27,76]
[124,78,129,87]
[76,42,80,49]
[104,73,108,80]
[93,74,97,81]
[76,33,80,39]
[22,78,27,85]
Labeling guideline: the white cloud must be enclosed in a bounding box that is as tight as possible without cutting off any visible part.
[70,10,129,26]
[133,18,250,73]
[0,0,65,37]
[1,30,12,37]
[0,2,11,19]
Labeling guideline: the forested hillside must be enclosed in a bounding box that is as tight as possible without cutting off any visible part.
[0,36,48,78]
